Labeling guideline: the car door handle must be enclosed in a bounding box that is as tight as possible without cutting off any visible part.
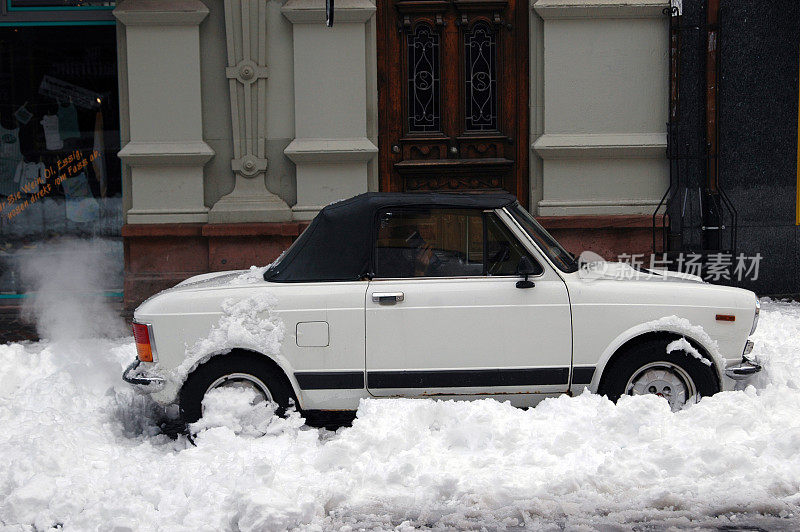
[372,292,404,304]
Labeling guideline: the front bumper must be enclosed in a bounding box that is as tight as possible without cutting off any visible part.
[123,359,166,391]
[725,359,762,380]
[724,340,762,381]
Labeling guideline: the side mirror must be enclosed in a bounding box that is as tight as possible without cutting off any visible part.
[516,256,537,289]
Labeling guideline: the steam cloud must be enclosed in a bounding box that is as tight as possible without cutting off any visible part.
[17,238,127,341]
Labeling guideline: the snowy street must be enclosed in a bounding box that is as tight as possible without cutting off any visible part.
[1,299,800,531]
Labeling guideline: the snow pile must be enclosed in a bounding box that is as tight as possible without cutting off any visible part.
[666,336,712,366]
[230,265,272,285]
[641,314,722,364]
[164,263,272,295]
[190,387,304,438]
[175,294,284,383]
[0,300,799,530]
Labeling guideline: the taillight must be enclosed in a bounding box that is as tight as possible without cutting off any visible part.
[132,322,153,363]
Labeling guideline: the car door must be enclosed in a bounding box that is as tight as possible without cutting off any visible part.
[365,206,572,399]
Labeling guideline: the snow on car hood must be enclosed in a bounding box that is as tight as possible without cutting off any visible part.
[578,261,704,283]
[151,266,272,296]
[136,267,271,311]
[174,266,271,289]
[174,270,246,288]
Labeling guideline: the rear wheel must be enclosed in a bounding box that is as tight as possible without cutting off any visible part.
[598,338,719,411]
[179,352,295,424]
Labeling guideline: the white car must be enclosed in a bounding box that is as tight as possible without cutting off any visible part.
[124,192,761,424]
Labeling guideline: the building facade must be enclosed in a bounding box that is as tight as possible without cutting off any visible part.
[0,0,797,310]
[115,0,675,308]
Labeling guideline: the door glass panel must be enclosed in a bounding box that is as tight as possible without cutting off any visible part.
[406,23,441,133]
[464,21,498,132]
[485,213,541,276]
[508,204,578,273]
[376,208,483,277]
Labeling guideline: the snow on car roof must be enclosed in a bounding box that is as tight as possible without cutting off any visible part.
[264,191,518,283]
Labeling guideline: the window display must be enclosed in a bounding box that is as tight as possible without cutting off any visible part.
[0,25,122,295]
[9,1,114,8]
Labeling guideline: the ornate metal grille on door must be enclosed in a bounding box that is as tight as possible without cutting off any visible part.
[464,21,497,132]
[407,23,441,133]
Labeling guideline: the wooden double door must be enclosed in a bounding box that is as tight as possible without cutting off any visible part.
[377,0,529,205]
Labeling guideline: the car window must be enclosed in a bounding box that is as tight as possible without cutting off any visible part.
[508,203,578,273]
[485,213,543,276]
[375,208,484,278]
[375,208,542,278]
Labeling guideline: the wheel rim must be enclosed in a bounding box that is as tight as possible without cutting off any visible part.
[625,361,697,411]
[203,373,274,414]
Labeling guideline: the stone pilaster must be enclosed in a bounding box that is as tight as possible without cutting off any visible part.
[531,0,669,216]
[114,0,214,224]
[282,0,378,219]
[209,0,292,223]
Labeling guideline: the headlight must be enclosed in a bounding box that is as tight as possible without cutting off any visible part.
[750,298,760,335]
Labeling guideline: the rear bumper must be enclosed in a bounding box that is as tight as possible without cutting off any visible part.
[122,359,166,391]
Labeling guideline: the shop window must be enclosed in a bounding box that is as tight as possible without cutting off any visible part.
[0,24,122,294]
[8,2,115,8]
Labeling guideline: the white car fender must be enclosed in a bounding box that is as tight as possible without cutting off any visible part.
[586,316,726,393]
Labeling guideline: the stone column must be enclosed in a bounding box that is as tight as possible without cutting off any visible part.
[532,0,668,216]
[282,0,378,220]
[114,0,214,224]
[209,0,292,223]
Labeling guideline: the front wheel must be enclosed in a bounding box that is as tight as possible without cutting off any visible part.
[179,352,295,424]
[598,338,719,411]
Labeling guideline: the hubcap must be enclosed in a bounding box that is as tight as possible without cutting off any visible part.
[625,362,697,411]
[203,373,273,414]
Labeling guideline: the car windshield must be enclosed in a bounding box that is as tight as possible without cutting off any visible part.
[507,203,579,273]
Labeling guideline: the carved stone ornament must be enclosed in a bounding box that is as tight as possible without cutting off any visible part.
[226,59,268,86]
[225,0,271,178]
[211,0,291,222]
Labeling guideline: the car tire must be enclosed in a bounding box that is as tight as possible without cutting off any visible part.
[179,352,295,424]
[598,337,719,411]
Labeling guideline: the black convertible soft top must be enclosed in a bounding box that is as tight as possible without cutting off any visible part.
[264,191,517,282]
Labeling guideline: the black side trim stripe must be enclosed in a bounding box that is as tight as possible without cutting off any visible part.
[295,367,590,390]
[367,367,569,389]
[571,366,596,385]
[295,371,365,390]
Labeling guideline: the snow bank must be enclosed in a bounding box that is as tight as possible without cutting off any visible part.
[1,300,799,530]
[190,387,305,439]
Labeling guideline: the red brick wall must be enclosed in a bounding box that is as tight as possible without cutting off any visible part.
[123,216,664,309]
[123,222,308,309]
